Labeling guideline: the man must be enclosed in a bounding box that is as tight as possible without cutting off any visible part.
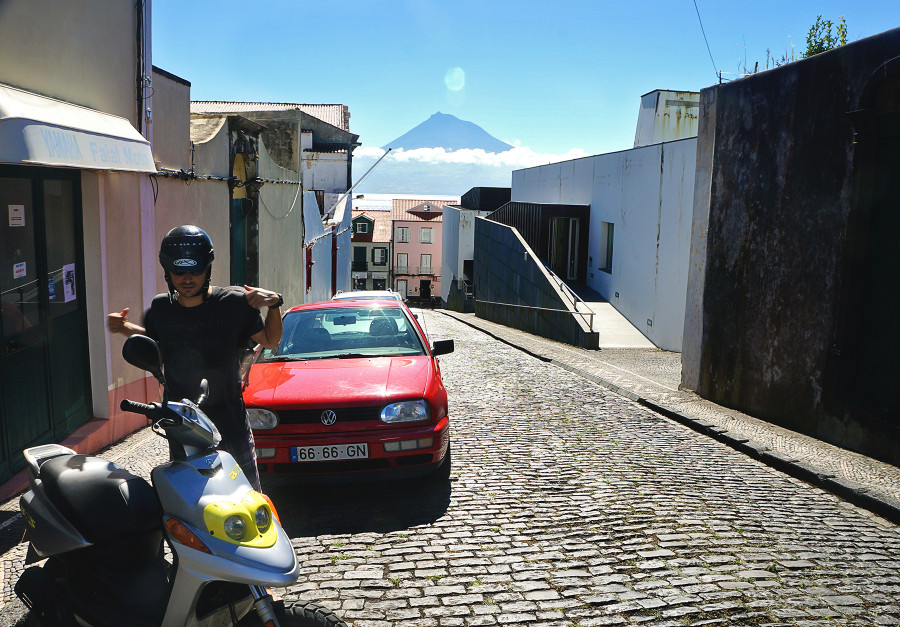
[108,225,282,490]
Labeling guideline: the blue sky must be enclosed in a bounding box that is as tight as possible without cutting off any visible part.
[153,0,898,163]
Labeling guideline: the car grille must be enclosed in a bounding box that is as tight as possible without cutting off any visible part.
[276,406,383,424]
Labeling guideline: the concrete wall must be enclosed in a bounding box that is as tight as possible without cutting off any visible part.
[0,0,139,124]
[302,152,349,197]
[441,208,461,305]
[151,70,191,171]
[682,27,900,466]
[442,205,491,307]
[331,196,352,296]
[511,139,696,352]
[474,218,596,348]
[634,90,700,148]
[303,190,333,304]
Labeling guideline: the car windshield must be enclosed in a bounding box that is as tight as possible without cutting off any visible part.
[260,305,425,361]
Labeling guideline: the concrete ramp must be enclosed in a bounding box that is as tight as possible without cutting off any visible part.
[576,300,657,348]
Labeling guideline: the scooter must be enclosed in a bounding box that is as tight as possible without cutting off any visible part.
[15,334,348,627]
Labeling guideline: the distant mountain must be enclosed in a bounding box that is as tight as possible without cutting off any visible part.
[382,112,514,153]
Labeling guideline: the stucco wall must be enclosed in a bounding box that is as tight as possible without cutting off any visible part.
[685,27,900,465]
[258,140,305,308]
[511,139,696,352]
[474,218,596,348]
[0,0,139,124]
[151,70,191,171]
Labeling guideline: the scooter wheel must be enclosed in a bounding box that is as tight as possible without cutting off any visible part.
[246,600,348,627]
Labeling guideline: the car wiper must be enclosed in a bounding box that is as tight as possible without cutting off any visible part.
[263,355,329,362]
[334,353,375,359]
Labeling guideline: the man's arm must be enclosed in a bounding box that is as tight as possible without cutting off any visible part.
[245,286,283,349]
[107,307,146,336]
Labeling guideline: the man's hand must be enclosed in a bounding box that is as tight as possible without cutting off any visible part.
[244,285,282,310]
[108,308,131,334]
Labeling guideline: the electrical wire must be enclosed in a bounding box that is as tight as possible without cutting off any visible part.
[693,0,719,80]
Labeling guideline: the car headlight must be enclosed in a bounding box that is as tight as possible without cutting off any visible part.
[381,400,430,424]
[247,408,279,430]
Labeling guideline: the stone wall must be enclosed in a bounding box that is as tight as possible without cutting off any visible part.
[684,27,900,466]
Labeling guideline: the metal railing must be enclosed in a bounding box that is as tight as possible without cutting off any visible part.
[418,266,433,275]
[474,299,596,331]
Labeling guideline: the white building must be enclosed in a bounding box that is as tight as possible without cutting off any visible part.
[510,90,699,351]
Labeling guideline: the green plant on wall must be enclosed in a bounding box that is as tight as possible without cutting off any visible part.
[741,15,849,74]
[802,15,848,57]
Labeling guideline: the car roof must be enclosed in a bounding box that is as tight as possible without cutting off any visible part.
[285,298,403,314]
[332,290,401,300]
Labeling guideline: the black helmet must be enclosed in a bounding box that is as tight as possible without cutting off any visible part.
[159,225,215,274]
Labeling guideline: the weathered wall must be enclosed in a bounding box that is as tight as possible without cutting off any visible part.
[686,27,900,466]
[258,140,305,309]
[474,218,597,348]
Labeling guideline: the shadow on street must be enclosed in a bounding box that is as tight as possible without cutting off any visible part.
[263,477,453,537]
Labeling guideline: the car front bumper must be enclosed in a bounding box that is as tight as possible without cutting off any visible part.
[253,417,449,483]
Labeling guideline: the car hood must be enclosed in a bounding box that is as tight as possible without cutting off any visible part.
[244,356,433,407]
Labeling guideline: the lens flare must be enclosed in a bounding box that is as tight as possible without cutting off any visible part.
[444,67,465,92]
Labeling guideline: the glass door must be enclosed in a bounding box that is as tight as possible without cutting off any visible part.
[0,177,51,470]
[0,167,89,481]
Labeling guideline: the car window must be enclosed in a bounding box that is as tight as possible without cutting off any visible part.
[260,306,425,361]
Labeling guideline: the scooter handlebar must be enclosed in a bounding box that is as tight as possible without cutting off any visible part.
[120,399,157,417]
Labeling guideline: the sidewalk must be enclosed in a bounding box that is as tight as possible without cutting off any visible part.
[438,309,900,526]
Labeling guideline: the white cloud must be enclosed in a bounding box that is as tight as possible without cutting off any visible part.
[354,145,590,170]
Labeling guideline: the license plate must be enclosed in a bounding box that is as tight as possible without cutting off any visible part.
[290,443,369,462]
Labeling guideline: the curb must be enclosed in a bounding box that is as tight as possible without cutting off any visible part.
[438,310,900,527]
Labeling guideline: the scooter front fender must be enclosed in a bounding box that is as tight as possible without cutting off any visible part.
[161,541,300,627]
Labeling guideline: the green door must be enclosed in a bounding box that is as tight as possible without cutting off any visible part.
[0,167,89,482]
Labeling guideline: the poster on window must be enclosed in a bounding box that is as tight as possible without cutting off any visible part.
[8,205,24,227]
[13,262,26,279]
[63,263,77,302]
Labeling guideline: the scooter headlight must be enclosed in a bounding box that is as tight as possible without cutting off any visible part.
[203,491,279,548]
[255,506,271,532]
[223,515,246,541]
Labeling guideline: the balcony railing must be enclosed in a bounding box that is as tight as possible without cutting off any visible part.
[418,266,433,275]
[395,265,410,275]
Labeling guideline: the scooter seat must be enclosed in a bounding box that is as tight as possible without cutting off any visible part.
[38,455,162,545]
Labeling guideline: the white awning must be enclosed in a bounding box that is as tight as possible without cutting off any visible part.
[0,83,156,173]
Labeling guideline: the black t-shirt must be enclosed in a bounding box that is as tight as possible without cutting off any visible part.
[143,286,264,438]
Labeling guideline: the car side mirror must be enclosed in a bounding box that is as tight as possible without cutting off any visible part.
[432,339,454,356]
[123,334,165,385]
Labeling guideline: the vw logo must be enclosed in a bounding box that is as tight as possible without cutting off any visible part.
[320,410,337,426]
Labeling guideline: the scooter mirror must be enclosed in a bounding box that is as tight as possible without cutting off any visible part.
[123,334,166,384]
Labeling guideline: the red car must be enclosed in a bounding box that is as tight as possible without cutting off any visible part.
[243,299,454,483]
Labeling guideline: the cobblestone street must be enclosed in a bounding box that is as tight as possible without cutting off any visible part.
[1,309,899,626]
